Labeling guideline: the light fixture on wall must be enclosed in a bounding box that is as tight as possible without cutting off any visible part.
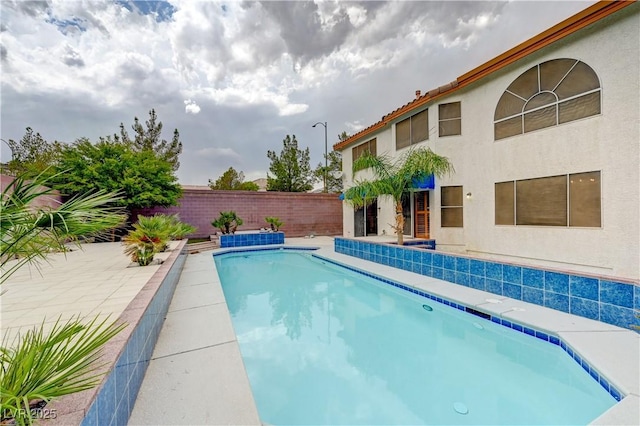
[466,192,472,199]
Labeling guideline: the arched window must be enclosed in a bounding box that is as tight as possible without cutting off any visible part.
[494,59,601,140]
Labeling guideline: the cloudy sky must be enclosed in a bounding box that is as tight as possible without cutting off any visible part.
[1,0,596,186]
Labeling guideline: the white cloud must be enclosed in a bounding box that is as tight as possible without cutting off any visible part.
[195,147,241,161]
[184,99,200,114]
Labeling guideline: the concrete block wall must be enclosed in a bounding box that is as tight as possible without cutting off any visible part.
[132,187,343,238]
[1,173,62,209]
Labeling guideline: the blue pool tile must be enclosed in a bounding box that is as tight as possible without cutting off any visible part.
[443,269,456,283]
[544,272,569,295]
[523,287,543,305]
[535,331,549,341]
[523,327,535,336]
[491,316,500,324]
[545,292,570,313]
[469,275,486,291]
[569,276,599,301]
[635,285,640,310]
[469,259,486,277]
[421,264,432,277]
[421,251,432,265]
[455,272,470,287]
[82,401,98,426]
[503,282,523,300]
[610,387,621,402]
[411,262,421,274]
[501,319,512,328]
[570,297,599,321]
[403,249,412,261]
[512,323,523,332]
[600,280,634,308]
[503,265,522,285]
[486,279,503,295]
[456,257,470,273]
[412,250,420,263]
[600,303,639,329]
[432,253,443,268]
[432,267,443,279]
[599,376,610,392]
[549,336,560,345]
[522,267,544,289]
[486,262,503,280]
[443,255,456,271]
[98,372,117,423]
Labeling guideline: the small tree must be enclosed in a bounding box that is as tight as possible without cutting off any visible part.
[119,109,183,171]
[5,127,62,177]
[266,135,315,192]
[343,147,454,245]
[209,167,259,191]
[50,138,182,213]
[314,150,343,193]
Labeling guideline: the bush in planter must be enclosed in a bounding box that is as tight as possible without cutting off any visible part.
[211,211,243,234]
[265,216,283,232]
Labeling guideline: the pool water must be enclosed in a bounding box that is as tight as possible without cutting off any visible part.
[214,250,616,425]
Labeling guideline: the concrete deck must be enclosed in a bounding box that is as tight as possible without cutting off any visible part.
[130,237,639,425]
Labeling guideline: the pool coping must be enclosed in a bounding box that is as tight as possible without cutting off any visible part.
[211,243,639,425]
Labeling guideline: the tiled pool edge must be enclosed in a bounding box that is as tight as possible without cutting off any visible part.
[335,238,640,330]
[314,253,624,403]
[220,231,284,248]
[46,240,188,426]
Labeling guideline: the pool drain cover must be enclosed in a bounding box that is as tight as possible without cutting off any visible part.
[422,304,433,311]
[453,402,468,415]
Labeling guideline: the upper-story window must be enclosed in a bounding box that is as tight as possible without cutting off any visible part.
[396,109,429,150]
[494,59,601,140]
[438,102,461,136]
[352,138,377,161]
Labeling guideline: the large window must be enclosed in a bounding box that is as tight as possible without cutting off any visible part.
[441,186,463,227]
[352,138,377,161]
[495,171,601,227]
[439,102,461,136]
[494,59,601,140]
[396,109,429,150]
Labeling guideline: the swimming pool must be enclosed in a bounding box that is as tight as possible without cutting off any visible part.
[214,249,616,425]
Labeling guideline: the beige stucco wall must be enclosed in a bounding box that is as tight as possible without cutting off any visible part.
[340,5,639,280]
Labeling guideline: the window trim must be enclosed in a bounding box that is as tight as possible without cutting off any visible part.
[352,138,377,161]
[441,185,464,228]
[494,59,601,140]
[438,101,462,137]
[395,108,429,150]
[494,171,601,228]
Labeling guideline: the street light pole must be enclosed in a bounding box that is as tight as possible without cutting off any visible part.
[312,121,328,192]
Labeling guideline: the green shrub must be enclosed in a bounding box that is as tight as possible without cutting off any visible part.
[265,216,283,231]
[211,211,243,234]
[0,316,125,425]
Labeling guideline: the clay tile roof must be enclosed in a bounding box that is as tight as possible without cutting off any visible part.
[333,0,634,152]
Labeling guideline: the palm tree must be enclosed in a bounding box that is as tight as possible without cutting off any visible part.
[343,147,453,245]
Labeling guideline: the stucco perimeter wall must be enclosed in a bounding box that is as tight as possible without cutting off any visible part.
[1,173,62,208]
[132,188,343,238]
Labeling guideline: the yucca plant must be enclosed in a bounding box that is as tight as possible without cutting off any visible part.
[265,216,283,231]
[1,315,125,425]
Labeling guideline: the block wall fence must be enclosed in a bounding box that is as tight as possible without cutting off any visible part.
[132,187,343,238]
[1,173,62,208]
